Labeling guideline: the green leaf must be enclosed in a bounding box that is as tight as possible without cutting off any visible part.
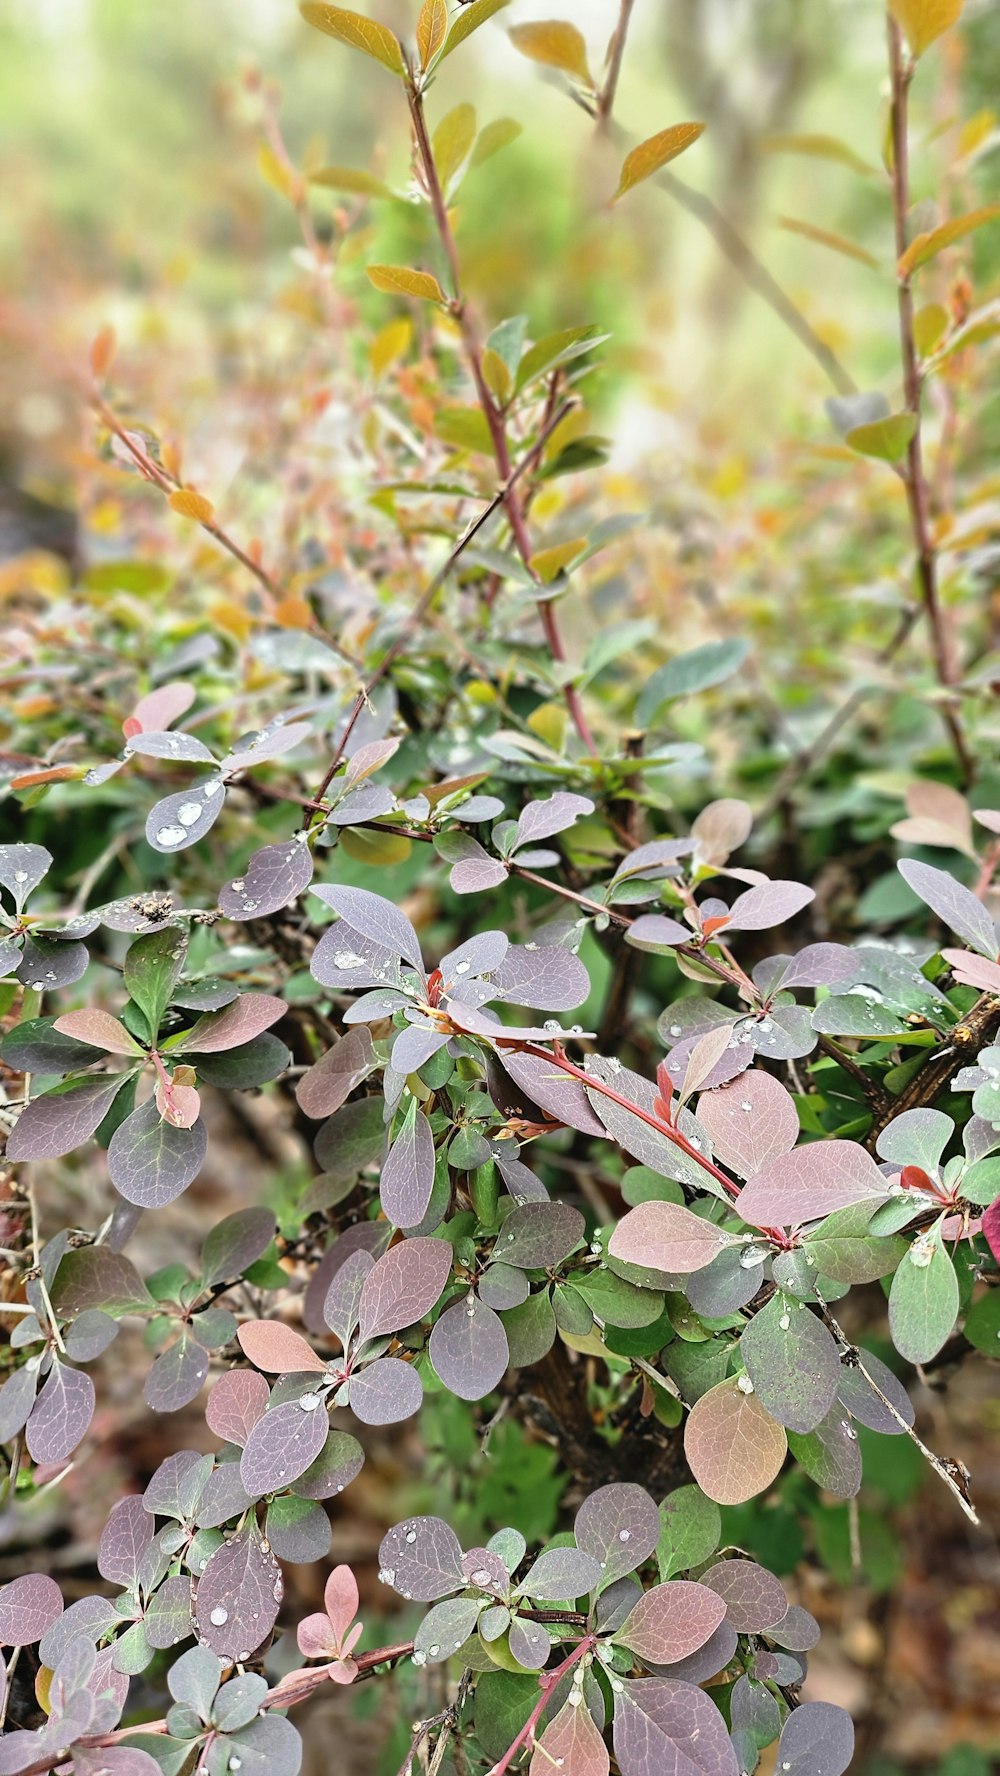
[964,1288,1000,1354]
[442,0,511,60]
[433,103,477,190]
[803,1202,908,1283]
[515,325,610,393]
[845,411,918,462]
[636,638,750,726]
[299,4,404,73]
[888,1222,960,1361]
[124,930,188,1043]
[656,1483,722,1579]
[310,165,395,199]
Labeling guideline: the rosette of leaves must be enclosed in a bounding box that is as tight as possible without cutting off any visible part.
[4,927,289,1209]
[0,1632,155,1776]
[161,1647,301,1776]
[436,790,594,894]
[237,1234,453,1441]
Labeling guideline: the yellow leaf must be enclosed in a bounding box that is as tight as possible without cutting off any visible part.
[35,1667,53,1715]
[508,20,593,86]
[340,825,412,865]
[299,3,404,73]
[169,488,215,524]
[530,537,587,583]
[759,132,877,176]
[432,103,477,189]
[471,117,522,167]
[442,0,511,60]
[211,596,252,643]
[613,123,705,201]
[913,302,950,355]
[481,347,512,403]
[257,142,301,205]
[777,215,879,268]
[274,594,315,628]
[417,0,448,69]
[889,0,963,58]
[898,203,1000,278]
[526,702,566,751]
[310,164,394,199]
[370,316,412,376]
[367,264,446,304]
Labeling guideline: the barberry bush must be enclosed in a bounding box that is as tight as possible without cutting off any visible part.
[2,1,1000,1773]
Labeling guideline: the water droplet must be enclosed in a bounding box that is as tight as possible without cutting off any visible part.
[299,1393,321,1411]
[427,1644,440,1657]
[14,870,28,884]
[739,1246,767,1269]
[472,1569,490,1585]
[740,1100,753,1113]
[379,1568,395,1586]
[778,1313,791,1331]
[177,801,202,827]
[618,1529,630,1542]
[156,825,187,848]
[406,1531,417,1544]
[737,1375,755,1395]
[209,1607,229,1626]
[230,880,245,895]
[455,961,471,975]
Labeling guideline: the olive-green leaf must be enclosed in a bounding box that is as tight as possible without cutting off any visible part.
[367,265,446,305]
[300,4,404,74]
[888,1223,960,1362]
[845,411,918,462]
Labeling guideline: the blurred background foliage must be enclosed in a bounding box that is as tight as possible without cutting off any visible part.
[2,1,1000,1772]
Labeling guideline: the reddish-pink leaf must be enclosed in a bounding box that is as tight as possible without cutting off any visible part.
[696,1071,799,1179]
[684,1378,787,1505]
[530,1700,609,1776]
[179,993,287,1053]
[323,1565,359,1646]
[125,681,196,735]
[610,1201,738,1274]
[940,948,1000,992]
[357,1237,452,1343]
[983,1196,1000,1264]
[0,1574,64,1647]
[237,1321,327,1374]
[296,1027,375,1119]
[724,879,814,931]
[297,1611,338,1659]
[618,1580,727,1664]
[52,1010,142,1055]
[735,1139,887,1229]
[206,1369,271,1446]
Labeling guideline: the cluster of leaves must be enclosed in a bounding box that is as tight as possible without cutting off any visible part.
[3,1,1000,1774]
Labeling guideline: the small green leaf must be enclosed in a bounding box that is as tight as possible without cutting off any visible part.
[636,638,750,726]
[845,411,918,462]
[888,1221,960,1362]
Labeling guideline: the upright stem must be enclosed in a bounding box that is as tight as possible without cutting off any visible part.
[887,17,972,784]
[406,81,599,757]
[597,0,636,127]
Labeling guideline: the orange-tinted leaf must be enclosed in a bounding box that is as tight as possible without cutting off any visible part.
[777,216,879,268]
[898,203,1000,278]
[168,488,215,524]
[508,20,592,86]
[237,1320,327,1375]
[442,0,511,60]
[417,0,448,69]
[684,1378,788,1505]
[614,123,705,201]
[89,325,117,379]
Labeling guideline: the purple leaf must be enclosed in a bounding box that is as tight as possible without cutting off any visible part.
[108,1100,207,1208]
[448,839,508,895]
[0,843,52,912]
[618,1581,727,1665]
[219,838,314,920]
[494,1049,606,1135]
[389,1022,451,1076]
[142,1450,214,1522]
[836,1350,914,1435]
[776,943,858,990]
[193,1527,283,1660]
[347,1356,423,1425]
[0,1575,63,1647]
[786,1409,862,1498]
[206,1370,270,1446]
[696,1071,799,1179]
[690,799,753,866]
[492,945,591,1012]
[146,777,226,853]
[723,880,814,931]
[519,1547,602,1600]
[735,1139,888,1230]
[50,1247,151,1315]
[126,730,215,763]
[240,1395,330,1495]
[311,884,423,970]
[25,1361,95,1464]
[574,1484,661,1586]
[898,858,999,958]
[175,993,287,1053]
[613,1677,740,1776]
[201,1207,277,1286]
[701,1560,788,1632]
[611,1202,738,1275]
[296,1028,377,1120]
[98,1497,154,1587]
[323,1249,376,1348]
[429,1296,509,1400]
[302,1222,391,1335]
[439,930,509,982]
[7,1074,128,1162]
[647,1619,738,1685]
[768,1605,820,1651]
[378,1516,465,1601]
[290,1428,364,1500]
[142,1576,194,1651]
[513,793,594,851]
[311,923,406,992]
[740,1296,842,1433]
[144,1337,211,1412]
[0,1369,37,1444]
[625,914,692,952]
[380,1104,436,1229]
[357,1238,452,1342]
[221,721,312,771]
[776,1702,854,1776]
[497,1202,584,1268]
